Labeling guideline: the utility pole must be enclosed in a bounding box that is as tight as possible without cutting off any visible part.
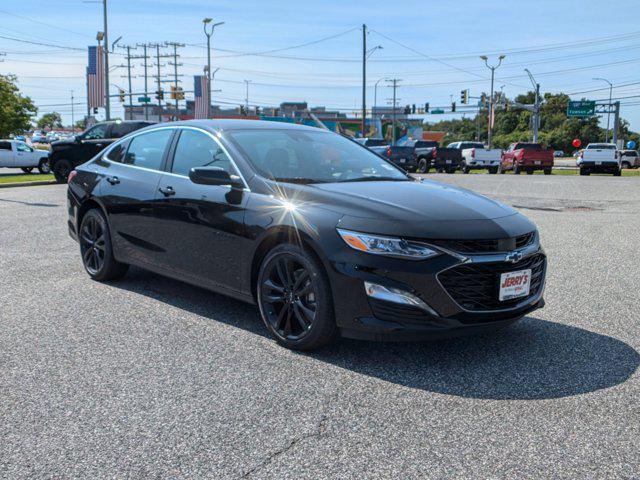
[203,19,224,119]
[244,80,251,112]
[102,0,110,120]
[480,54,505,149]
[613,101,620,145]
[151,44,171,123]
[166,42,184,121]
[594,77,613,142]
[135,43,151,120]
[362,23,366,137]
[524,69,540,142]
[71,90,75,128]
[387,78,400,145]
[124,45,135,110]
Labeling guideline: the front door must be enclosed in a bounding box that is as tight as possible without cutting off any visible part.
[152,128,250,292]
[100,129,175,266]
[79,123,112,160]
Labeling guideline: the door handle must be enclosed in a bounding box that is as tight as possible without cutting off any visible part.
[159,186,175,197]
[96,144,104,148]
[106,176,120,185]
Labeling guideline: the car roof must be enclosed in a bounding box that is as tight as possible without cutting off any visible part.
[138,119,328,134]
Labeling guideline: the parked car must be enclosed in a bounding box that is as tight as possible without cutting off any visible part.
[449,141,502,174]
[577,143,621,176]
[619,149,639,169]
[354,138,388,148]
[380,145,418,172]
[553,150,565,158]
[409,140,438,173]
[67,120,546,350]
[31,131,47,143]
[0,140,50,173]
[14,134,27,142]
[500,142,554,175]
[45,132,60,143]
[430,145,462,173]
[49,120,155,183]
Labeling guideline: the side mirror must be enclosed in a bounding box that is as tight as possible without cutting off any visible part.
[189,166,243,188]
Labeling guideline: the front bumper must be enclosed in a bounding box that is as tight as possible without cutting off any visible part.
[325,236,546,341]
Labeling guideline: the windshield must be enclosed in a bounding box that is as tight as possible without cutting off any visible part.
[226,129,409,183]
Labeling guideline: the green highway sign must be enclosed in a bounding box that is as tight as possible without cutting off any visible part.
[567,100,595,117]
[138,96,151,103]
[431,109,445,114]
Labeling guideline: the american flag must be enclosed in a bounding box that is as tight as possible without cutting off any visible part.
[194,75,209,119]
[87,45,105,108]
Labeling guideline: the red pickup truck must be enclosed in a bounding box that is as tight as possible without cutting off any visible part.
[500,142,554,175]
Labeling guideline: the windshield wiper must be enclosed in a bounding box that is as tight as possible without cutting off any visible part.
[337,176,410,183]
[272,177,328,184]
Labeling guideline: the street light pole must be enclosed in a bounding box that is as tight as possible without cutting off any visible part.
[244,79,250,112]
[594,77,613,143]
[102,0,110,120]
[480,54,505,149]
[373,77,386,120]
[524,69,540,142]
[203,18,224,119]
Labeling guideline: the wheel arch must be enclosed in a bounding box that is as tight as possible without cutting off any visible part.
[77,196,109,233]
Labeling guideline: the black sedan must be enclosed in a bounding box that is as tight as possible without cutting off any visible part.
[67,120,546,350]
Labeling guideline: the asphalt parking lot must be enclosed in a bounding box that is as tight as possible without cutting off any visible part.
[1,176,638,479]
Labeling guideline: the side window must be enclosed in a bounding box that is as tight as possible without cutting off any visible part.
[111,122,142,138]
[84,124,109,140]
[0,142,12,151]
[16,142,32,152]
[171,129,235,176]
[123,130,173,170]
[104,141,128,163]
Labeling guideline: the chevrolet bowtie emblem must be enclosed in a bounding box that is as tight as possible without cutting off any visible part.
[505,250,524,263]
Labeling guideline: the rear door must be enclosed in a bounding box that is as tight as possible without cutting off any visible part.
[100,128,175,266]
[0,141,15,167]
[152,127,250,292]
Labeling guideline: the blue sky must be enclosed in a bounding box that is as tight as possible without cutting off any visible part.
[3,0,640,130]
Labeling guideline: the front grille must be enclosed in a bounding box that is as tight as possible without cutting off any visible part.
[428,232,535,254]
[368,298,431,323]
[438,253,545,311]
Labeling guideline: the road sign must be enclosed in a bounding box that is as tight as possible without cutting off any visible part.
[567,100,595,117]
[138,96,151,103]
[431,109,445,114]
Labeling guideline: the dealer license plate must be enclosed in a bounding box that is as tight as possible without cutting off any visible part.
[596,161,602,165]
[399,158,406,163]
[534,161,541,165]
[499,269,531,301]
[445,159,452,164]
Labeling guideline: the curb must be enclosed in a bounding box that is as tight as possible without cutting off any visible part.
[0,180,58,189]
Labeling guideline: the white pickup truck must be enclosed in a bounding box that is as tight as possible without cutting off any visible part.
[447,141,502,174]
[0,140,50,174]
[577,143,621,176]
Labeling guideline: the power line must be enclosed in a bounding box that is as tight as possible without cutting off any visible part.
[0,34,84,51]
[0,9,92,38]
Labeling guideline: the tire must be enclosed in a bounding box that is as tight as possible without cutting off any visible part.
[79,209,129,281]
[38,158,51,174]
[498,164,505,174]
[52,159,72,183]
[417,158,429,174]
[526,169,533,175]
[514,165,521,175]
[543,168,552,175]
[614,168,622,177]
[579,168,589,176]
[21,167,33,174]
[489,167,498,174]
[446,167,455,174]
[621,161,631,169]
[257,243,338,351]
[462,162,470,174]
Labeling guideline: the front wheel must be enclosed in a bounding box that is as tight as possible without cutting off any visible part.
[38,159,51,174]
[79,209,129,281]
[257,244,337,350]
[21,167,33,174]
[621,161,631,169]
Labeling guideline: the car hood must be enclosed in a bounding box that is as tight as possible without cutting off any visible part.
[277,179,535,240]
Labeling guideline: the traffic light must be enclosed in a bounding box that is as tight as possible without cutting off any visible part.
[461,89,468,104]
[255,106,261,115]
[412,104,416,114]
[424,102,429,113]
[480,93,487,106]
[118,88,125,102]
[170,85,177,100]
[451,101,456,112]
[176,87,185,100]
[155,89,164,100]
[239,105,246,116]
[404,105,411,115]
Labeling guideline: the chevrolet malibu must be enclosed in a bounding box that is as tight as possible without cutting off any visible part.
[67,120,546,350]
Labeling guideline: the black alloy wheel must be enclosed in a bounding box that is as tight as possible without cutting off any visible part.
[79,209,128,281]
[257,244,337,350]
[53,159,72,183]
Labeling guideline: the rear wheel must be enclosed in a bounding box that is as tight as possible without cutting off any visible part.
[543,167,552,175]
[38,159,51,174]
[79,209,128,281]
[21,167,33,174]
[526,169,534,175]
[514,165,521,175]
[579,168,590,176]
[53,159,72,183]
[417,158,430,174]
[462,162,470,174]
[614,168,622,177]
[498,163,505,174]
[489,167,498,174]
[621,161,631,169]
[257,244,337,350]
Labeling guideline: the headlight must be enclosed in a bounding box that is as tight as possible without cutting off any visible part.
[337,228,439,260]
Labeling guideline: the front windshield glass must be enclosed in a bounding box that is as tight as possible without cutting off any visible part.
[226,128,409,183]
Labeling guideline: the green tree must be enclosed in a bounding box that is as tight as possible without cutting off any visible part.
[37,112,63,130]
[74,118,87,131]
[0,74,37,138]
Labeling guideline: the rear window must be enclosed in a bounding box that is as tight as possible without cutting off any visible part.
[587,144,616,150]
[111,122,146,138]
[365,139,387,147]
[515,143,543,151]
[460,142,484,149]
[623,151,638,157]
[0,141,11,151]
[415,141,438,148]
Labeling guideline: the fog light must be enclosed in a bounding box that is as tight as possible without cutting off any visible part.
[364,282,438,316]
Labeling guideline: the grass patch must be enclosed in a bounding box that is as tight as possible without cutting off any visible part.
[0,173,55,184]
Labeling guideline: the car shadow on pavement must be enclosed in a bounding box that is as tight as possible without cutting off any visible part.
[113,267,639,401]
